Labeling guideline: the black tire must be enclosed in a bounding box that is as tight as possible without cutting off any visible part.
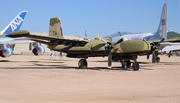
[126,60,131,68]
[78,59,87,69]
[132,62,139,71]
[156,57,160,63]
[124,64,127,70]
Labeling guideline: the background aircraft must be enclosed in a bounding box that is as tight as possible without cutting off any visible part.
[105,3,167,41]
[104,3,174,63]
[160,31,180,56]
[7,17,180,70]
[0,11,45,57]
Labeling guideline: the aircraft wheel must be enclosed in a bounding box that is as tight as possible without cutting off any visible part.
[156,57,160,63]
[124,64,127,70]
[121,63,127,70]
[132,62,139,71]
[121,60,131,70]
[78,59,87,69]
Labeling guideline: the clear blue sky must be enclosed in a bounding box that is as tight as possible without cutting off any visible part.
[0,0,180,38]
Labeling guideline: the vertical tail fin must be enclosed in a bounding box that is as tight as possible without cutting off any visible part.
[1,11,28,35]
[49,17,63,38]
[155,3,167,39]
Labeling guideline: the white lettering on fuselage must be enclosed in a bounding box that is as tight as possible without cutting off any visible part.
[10,16,23,31]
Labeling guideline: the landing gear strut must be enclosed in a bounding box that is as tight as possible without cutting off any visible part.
[152,56,160,63]
[152,51,160,63]
[78,59,87,69]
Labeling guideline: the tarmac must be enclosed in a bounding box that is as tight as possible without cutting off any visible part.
[0,55,180,103]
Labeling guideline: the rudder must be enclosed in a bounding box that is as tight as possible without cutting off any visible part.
[49,17,63,38]
[155,3,167,39]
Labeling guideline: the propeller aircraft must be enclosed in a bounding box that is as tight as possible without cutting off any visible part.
[6,17,180,70]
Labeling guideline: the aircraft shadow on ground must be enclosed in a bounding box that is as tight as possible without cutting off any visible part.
[3,65,76,70]
[0,59,64,63]
[2,60,178,71]
[2,62,154,71]
[85,66,153,71]
[138,62,150,64]
[0,60,18,62]
[0,60,41,63]
[42,59,75,62]
[92,61,151,65]
[156,62,180,65]
[32,62,140,71]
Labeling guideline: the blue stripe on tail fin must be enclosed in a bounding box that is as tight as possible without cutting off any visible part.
[1,11,28,35]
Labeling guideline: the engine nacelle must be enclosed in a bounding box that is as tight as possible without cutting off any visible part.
[0,48,13,57]
[32,46,45,56]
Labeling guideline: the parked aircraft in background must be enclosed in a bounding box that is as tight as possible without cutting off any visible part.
[6,17,180,70]
[0,11,45,57]
[105,3,167,41]
[160,31,180,57]
[104,3,176,63]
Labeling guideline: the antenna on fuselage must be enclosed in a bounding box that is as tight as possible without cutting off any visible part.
[118,31,122,36]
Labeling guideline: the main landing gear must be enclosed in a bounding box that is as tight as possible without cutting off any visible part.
[152,51,160,63]
[78,59,87,69]
[121,60,131,70]
[120,56,139,71]
[78,57,140,71]
[152,55,160,63]
[132,56,139,71]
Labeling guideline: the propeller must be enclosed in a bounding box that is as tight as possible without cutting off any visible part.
[108,49,112,68]
[104,42,113,68]
[152,51,157,64]
[151,38,165,64]
[152,38,165,51]
[98,34,124,68]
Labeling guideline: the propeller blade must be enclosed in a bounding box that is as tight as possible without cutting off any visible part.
[152,52,157,65]
[151,38,165,64]
[152,52,157,68]
[156,38,165,47]
[108,51,112,69]
[113,37,124,46]
[102,38,107,43]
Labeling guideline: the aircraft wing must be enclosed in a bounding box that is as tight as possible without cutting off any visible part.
[150,38,180,44]
[162,45,180,52]
[6,30,89,46]
[0,39,34,44]
[160,42,180,52]
[158,42,170,50]
[146,38,180,51]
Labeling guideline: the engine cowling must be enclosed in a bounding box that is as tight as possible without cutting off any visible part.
[32,46,45,56]
[0,48,13,57]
